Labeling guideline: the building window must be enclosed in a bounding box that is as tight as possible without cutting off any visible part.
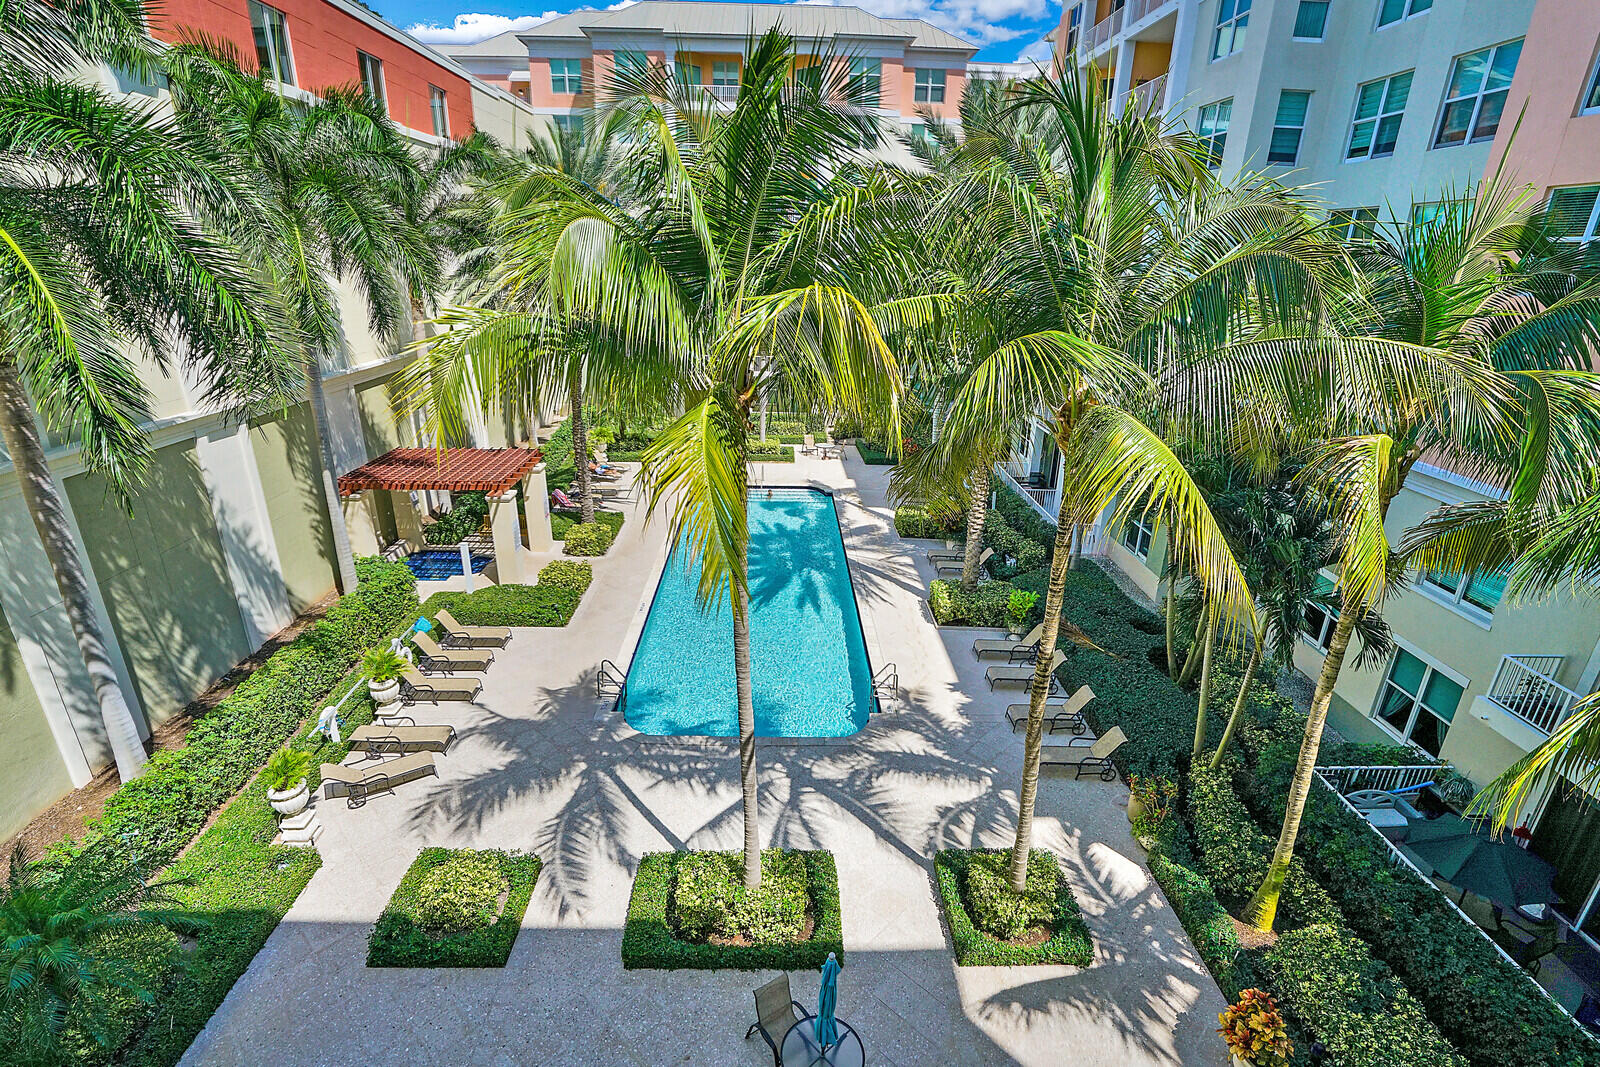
[1346,71,1411,160]
[248,1,295,86]
[1212,0,1250,60]
[1064,4,1082,53]
[1547,185,1600,246]
[1120,514,1154,560]
[1330,206,1380,240]
[1422,565,1509,615]
[429,85,449,137]
[1434,40,1522,149]
[1196,98,1232,166]
[1586,55,1600,114]
[675,61,701,86]
[615,50,648,74]
[850,58,881,106]
[1375,648,1463,757]
[554,113,583,137]
[915,68,946,103]
[1377,0,1431,28]
[357,51,386,112]
[1302,575,1340,651]
[551,58,583,94]
[1268,90,1310,165]
[712,60,739,87]
[1293,0,1329,40]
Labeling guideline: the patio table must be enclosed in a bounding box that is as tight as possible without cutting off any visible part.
[782,1017,864,1067]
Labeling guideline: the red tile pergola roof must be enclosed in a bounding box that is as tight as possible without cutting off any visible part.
[337,447,541,497]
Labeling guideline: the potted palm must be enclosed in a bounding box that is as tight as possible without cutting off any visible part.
[265,748,315,816]
[364,646,407,714]
[1005,590,1038,641]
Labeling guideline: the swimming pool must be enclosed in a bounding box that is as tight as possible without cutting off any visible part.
[404,549,492,580]
[622,487,874,738]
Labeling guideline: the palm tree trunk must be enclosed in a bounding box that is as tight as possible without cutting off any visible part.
[1007,493,1078,892]
[303,356,358,594]
[1190,622,1216,761]
[1208,635,1261,771]
[0,361,148,780]
[1243,604,1357,930]
[1176,611,1206,687]
[1067,524,1082,569]
[733,480,761,891]
[1164,576,1179,679]
[961,462,991,592]
[569,368,595,525]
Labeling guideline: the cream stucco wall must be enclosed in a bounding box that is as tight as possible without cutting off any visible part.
[0,605,75,841]
[250,404,340,610]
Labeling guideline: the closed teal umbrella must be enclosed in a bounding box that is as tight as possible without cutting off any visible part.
[813,951,840,1050]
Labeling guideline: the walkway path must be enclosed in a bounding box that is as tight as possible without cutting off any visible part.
[180,452,1227,1067]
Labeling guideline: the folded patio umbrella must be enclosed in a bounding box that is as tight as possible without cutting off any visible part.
[1403,814,1559,910]
[814,951,840,1050]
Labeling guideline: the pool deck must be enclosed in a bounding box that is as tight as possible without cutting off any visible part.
[180,451,1228,1067]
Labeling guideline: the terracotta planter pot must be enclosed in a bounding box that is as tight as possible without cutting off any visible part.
[268,780,308,816]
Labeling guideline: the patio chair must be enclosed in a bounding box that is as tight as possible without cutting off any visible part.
[927,544,967,563]
[413,632,493,673]
[819,441,844,460]
[936,547,993,579]
[319,751,437,808]
[986,650,1065,690]
[434,607,511,649]
[1039,726,1128,781]
[744,974,812,1067]
[801,434,817,455]
[973,623,1045,662]
[1006,684,1095,734]
[1492,924,1559,977]
[349,723,457,755]
[1344,788,1423,820]
[400,668,481,705]
[1575,993,1600,1036]
[551,488,579,509]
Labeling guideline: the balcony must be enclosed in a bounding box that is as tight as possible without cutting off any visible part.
[1083,0,1178,57]
[1121,74,1166,115]
[1487,655,1582,735]
[706,83,738,103]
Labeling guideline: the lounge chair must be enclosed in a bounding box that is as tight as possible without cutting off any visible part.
[1491,924,1558,977]
[986,650,1065,690]
[801,434,817,455]
[434,607,511,649]
[400,668,481,705]
[413,632,493,673]
[927,544,967,563]
[744,974,812,1067]
[319,751,437,807]
[349,723,457,755]
[936,546,992,579]
[551,488,579,509]
[973,623,1044,661]
[1006,684,1095,734]
[1039,726,1128,780]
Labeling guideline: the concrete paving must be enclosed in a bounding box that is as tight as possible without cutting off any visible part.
[180,451,1228,1067]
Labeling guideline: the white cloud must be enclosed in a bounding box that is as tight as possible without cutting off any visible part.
[405,12,560,44]
[1015,35,1053,63]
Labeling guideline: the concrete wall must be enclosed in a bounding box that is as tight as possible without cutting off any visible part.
[250,404,340,610]
[0,604,74,841]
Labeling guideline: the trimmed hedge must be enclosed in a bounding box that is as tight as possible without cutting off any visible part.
[747,441,795,462]
[855,441,895,465]
[423,584,583,628]
[621,850,843,970]
[982,509,1047,578]
[63,557,418,870]
[536,559,593,597]
[894,504,961,540]
[551,507,624,541]
[367,848,541,968]
[929,578,1019,627]
[563,520,616,556]
[934,849,1094,966]
[1148,849,1241,992]
[991,481,1059,558]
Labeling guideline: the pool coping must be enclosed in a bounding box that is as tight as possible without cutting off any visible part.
[594,479,888,746]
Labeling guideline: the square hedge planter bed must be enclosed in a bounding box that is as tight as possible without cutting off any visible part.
[368,848,542,968]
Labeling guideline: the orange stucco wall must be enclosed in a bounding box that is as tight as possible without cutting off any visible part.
[1131,40,1170,83]
[528,55,594,108]
[1485,0,1600,196]
[898,59,964,118]
[150,0,473,136]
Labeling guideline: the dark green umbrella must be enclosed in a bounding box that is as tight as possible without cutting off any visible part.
[1402,814,1558,909]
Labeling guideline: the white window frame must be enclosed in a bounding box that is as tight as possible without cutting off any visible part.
[1548,185,1600,246]
[1370,642,1467,757]
[1432,39,1523,150]
[1417,564,1508,622]
[1120,514,1154,561]
[1330,206,1380,240]
[1375,0,1431,30]
[1585,54,1600,115]
[357,51,386,113]
[1064,4,1082,53]
[248,0,295,86]
[1196,98,1232,167]
[1212,0,1251,61]
[1346,70,1411,161]
[551,58,583,95]
[429,85,449,138]
[1300,572,1339,652]
[850,57,882,106]
[914,67,946,104]
[1268,89,1310,166]
[712,60,739,87]
[1291,0,1330,41]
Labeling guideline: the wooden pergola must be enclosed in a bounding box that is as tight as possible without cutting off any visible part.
[337,447,543,497]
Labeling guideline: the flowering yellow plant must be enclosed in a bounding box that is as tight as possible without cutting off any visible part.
[1217,988,1292,1067]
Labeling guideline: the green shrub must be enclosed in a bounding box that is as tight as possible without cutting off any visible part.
[537,558,593,596]
[622,850,842,970]
[550,507,624,541]
[928,578,1017,627]
[563,521,616,556]
[982,509,1047,577]
[367,849,540,968]
[747,441,795,462]
[1148,850,1241,992]
[1259,925,1467,1067]
[933,850,1093,966]
[422,491,489,545]
[855,441,895,464]
[540,419,578,489]
[894,504,961,539]
[414,850,511,934]
[670,851,809,944]
[964,849,1063,942]
[991,482,1059,557]
[423,583,583,627]
[262,748,312,792]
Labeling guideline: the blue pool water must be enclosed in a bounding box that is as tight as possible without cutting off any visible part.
[623,487,874,738]
[405,549,492,579]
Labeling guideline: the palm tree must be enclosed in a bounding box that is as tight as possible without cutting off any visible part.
[1233,178,1600,930]
[166,46,437,594]
[402,32,906,890]
[0,0,294,780]
[929,70,1328,892]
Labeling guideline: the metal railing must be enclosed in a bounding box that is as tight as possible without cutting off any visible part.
[706,83,738,103]
[1123,74,1166,114]
[1316,764,1441,795]
[1087,5,1123,52]
[1487,654,1580,734]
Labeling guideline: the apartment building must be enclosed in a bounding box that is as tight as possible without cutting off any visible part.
[0,0,544,840]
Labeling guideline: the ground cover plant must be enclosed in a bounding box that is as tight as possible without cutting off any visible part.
[746,440,795,462]
[551,507,624,541]
[894,504,962,540]
[621,849,842,970]
[933,849,1093,966]
[367,848,541,968]
[562,520,616,556]
[422,559,592,627]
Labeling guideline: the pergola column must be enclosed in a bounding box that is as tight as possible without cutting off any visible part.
[489,490,524,584]
[523,462,553,553]
[341,490,382,557]
[392,490,424,552]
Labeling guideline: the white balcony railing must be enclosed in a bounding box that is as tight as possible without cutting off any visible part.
[1486,654,1581,734]
[1316,764,1442,795]
[1122,74,1166,114]
[706,83,738,103]
[1084,0,1177,56]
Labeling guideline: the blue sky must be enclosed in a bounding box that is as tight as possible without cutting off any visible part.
[396,0,1062,63]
